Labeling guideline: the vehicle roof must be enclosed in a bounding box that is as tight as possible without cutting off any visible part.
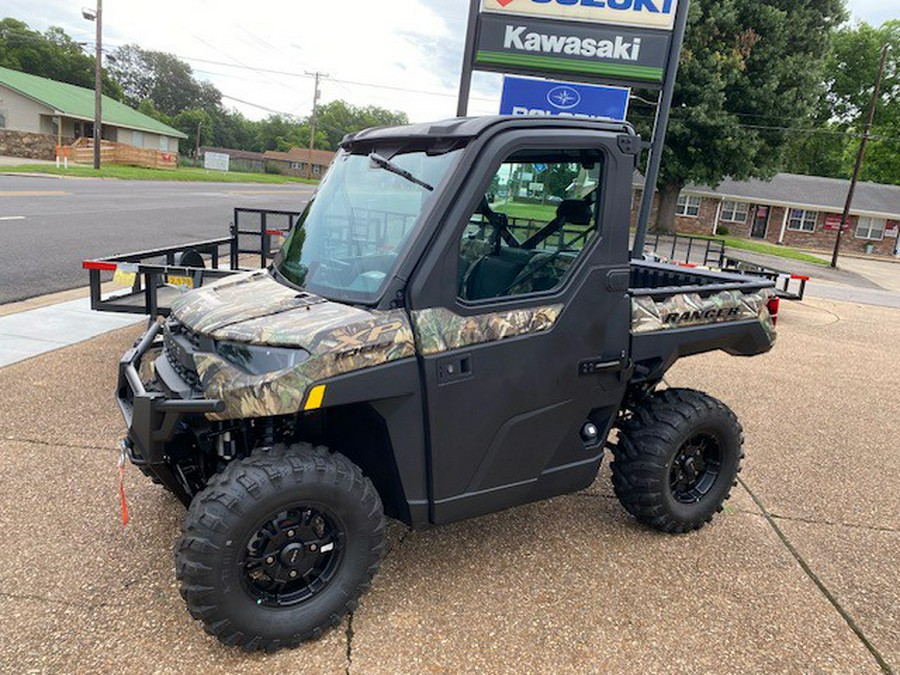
[341,115,635,149]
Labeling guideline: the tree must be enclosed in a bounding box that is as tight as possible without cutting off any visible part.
[315,101,409,150]
[784,21,900,185]
[172,108,214,156]
[0,18,122,98]
[639,0,846,232]
[108,44,222,116]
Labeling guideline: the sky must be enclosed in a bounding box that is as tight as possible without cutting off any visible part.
[3,0,896,124]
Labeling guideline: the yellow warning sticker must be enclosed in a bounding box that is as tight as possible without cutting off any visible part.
[113,270,137,287]
[166,274,194,289]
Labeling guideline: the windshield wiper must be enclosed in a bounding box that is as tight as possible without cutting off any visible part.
[369,153,434,192]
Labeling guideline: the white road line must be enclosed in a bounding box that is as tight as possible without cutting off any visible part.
[0,216,26,221]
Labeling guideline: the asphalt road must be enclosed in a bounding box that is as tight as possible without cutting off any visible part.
[0,176,316,304]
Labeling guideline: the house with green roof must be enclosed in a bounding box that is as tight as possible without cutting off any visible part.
[0,66,187,160]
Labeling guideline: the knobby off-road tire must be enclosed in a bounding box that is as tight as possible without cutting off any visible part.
[611,388,744,534]
[175,443,385,651]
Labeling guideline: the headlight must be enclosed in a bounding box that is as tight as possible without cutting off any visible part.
[215,342,310,375]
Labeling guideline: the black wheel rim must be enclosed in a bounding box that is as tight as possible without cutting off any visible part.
[240,506,344,607]
[669,433,722,505]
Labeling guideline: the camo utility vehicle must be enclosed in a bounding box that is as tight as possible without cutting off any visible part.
[118,116,778,650]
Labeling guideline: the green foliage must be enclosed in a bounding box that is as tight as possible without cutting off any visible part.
[108,44,221,116]
[0,18,121,98]
[636,0,846,232]
[784,21,900,186]
[314,101,408,150]
[171,108,214,155]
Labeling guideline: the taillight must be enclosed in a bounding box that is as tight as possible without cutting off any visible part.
[767,296,780,326]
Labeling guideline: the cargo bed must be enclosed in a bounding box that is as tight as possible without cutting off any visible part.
[628,260,777,383]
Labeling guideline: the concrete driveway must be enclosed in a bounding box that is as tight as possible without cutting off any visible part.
[835,256,900,294]
[0,296,896,673]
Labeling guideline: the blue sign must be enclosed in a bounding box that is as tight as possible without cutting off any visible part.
[500,76,629,122]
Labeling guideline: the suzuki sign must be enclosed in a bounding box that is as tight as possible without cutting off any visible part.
[481,0,678,31]
[500,76,630,121]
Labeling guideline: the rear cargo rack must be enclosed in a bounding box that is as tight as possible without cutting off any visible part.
[83,208,303,317]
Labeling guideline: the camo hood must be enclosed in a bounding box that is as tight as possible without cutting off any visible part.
[169,271,415,420]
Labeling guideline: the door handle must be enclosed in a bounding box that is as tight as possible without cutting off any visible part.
[437,353,473,385]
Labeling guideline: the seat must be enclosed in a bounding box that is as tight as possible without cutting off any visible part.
[464,256,524,300]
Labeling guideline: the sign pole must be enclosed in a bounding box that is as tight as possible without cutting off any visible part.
[632,0,690,259]
[456,0,481,117]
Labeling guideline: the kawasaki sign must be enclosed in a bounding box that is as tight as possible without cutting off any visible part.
[481,0,678,31]
[475,14,671,85]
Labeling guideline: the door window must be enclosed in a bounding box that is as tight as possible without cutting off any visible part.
[457,149,603,302]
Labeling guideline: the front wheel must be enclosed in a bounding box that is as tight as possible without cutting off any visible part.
[175,443,385,651]
[611,388,744,534]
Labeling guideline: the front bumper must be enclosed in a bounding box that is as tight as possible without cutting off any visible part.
[117,321,224,502]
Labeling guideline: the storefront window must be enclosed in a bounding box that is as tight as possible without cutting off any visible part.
[856,217,885,241]
[676,194,702,217]
[721,200,748,223]
[788,209,817,232]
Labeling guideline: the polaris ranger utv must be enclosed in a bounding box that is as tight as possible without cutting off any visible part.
[117,116,777,650]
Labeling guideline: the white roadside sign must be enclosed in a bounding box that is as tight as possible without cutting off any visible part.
[204,152,230,172]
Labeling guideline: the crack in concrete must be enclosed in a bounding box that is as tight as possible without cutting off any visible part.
[1,436,115,453]
[0,590,106,610]
[769,512,898,535]
[397,527,413,545]
[729,506,898,534]
[738,478,893,674]
[345,611,354,675]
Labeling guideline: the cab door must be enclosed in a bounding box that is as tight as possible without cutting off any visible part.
[407,130,634,524]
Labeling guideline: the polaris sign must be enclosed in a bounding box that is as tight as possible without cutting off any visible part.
[476,14,671,86]
[481,0,678,31]
[500,76,629,121]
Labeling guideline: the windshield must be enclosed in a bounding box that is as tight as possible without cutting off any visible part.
[275,148,461,303]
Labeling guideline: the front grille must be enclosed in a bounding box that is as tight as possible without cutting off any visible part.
[167,318,202,350]
[164,319,201,388]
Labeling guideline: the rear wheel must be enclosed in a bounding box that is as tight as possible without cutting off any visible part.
[175,443,385,651]
[611,388,744,534]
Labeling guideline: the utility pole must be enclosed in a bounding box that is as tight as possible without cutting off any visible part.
[305,71,327,180]
[93,0,102,170]
[832,43,891,268]
[196,121,202,160]
[83,1,103,169]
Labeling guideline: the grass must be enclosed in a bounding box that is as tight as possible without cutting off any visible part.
[2,164,317,184]
[491,201,558,223]
[692,234,830,266]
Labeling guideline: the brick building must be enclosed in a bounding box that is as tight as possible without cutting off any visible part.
[633,173,900,257]
[263,148,335,178]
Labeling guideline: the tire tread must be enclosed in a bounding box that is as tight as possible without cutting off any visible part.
[175,442,385,651]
